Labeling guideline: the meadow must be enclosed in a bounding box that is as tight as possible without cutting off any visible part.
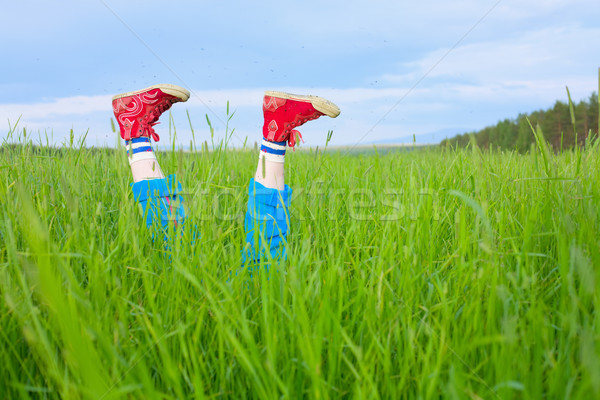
[0,122,599,399]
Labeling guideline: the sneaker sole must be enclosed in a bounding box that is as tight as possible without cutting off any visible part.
[112,84,191,102]
[265,90,341,118]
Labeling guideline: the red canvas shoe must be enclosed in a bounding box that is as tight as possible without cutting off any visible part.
[112,84,190,142]
[263,91,340,148]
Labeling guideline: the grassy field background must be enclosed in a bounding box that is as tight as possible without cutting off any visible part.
[1,124,599,399]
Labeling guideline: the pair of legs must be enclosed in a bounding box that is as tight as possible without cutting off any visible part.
[112,84,340,263]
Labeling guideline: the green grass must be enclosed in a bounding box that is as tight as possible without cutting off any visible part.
[1,124,599,399]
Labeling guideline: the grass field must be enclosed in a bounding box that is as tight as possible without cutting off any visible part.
[1,124,599,399]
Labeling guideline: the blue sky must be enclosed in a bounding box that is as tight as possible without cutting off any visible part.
[1,0,599,148]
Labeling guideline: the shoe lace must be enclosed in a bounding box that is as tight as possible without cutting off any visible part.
[287,129,304,149]
[140,100,173,142]
[140,120,161,142]
[285,111,322,149]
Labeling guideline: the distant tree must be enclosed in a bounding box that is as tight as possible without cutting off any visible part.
[498,118,518,149]
[442,92,598,152]
[575,99,588,140]
[516,115,532,152]
[588,92,599,135]
[544,101,570,148]
[476,128,489,148]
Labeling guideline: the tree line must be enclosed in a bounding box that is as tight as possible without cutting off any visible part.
[441,92,599,151]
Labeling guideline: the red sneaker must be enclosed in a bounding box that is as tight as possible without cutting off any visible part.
[263,91,340,148]
[112,84,190,142]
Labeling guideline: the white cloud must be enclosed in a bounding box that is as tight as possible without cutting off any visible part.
[494,0,600,19]
[405,25,597,77]
[379,25,600,105]
[0,96,111,120]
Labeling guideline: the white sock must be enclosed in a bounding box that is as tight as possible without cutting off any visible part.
[125,137,157,165]
[259,139,286,163]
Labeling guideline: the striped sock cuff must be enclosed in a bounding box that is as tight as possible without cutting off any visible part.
[260,139,286,163]
[126,137,156,165]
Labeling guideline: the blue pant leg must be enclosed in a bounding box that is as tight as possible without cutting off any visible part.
[244,178,292,264]
[131,174,186,235]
